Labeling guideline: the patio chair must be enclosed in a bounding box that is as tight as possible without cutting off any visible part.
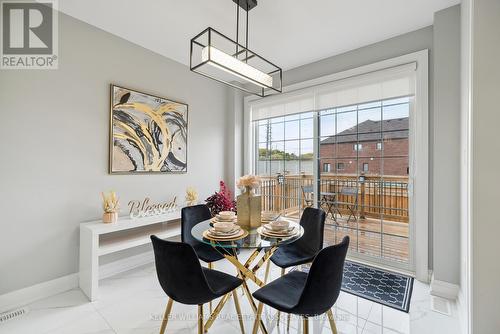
[301,185,314,209]
[335,187,358,223]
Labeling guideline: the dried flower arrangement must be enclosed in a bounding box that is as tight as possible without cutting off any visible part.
[236,174,261,193]
[101,191,119,212]
[185,187,198,206]
[205,181,236,216]
[101,191,119,224]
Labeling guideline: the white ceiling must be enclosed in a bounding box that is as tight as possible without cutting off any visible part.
[59,0,459,70]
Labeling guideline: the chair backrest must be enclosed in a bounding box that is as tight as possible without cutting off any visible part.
[301,186,314,199]
[296,236,350,315]
[341,187,358,198]
[295,207,326,253]
[150,236,213,305]
[181,204,212,245]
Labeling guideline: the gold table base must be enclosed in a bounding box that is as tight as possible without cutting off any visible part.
[202,241,278,334]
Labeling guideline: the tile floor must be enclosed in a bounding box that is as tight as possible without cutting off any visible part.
[0,251,460,334]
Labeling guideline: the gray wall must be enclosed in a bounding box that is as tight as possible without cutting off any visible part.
[432,6,461,285]
[469,0,500,332]
[0,13,229,294]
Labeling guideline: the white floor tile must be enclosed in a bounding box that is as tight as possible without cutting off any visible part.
[0,250,427,334]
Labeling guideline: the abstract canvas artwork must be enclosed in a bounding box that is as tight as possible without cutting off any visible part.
[110,85,188,173]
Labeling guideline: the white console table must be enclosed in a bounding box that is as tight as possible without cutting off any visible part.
[79,210,181,301]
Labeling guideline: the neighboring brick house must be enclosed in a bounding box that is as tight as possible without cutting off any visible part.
[319,117,409,176]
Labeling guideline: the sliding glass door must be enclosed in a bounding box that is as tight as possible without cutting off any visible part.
[253,97,411,271]
[250,63,419,273]
[318,97,411,269]
[256,111,314,219]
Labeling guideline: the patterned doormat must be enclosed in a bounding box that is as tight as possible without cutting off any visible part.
[341,261,414,312]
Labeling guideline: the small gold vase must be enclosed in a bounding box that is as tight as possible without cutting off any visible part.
[237,187,261,229]
[103,211,118,224]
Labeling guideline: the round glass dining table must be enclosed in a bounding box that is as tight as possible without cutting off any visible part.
[191,218,304,249]
[191,219,304,334]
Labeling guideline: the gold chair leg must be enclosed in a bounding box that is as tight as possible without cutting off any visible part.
[264,259,271,284]
[277,268,285,325]
[252,302,264,334]
[198,305,204,334]
[159,298,173,334]
[204,293,231,332]
[233,290,245,334]
[327,309,338,334]
[208,262,213,314]
[303,316,309,334]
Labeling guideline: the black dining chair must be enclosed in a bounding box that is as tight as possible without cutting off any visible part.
[151,236,245,334]
[181,205,227,313]
[181,204,225,265]
[269,207,326,323]
[252,236,349,334]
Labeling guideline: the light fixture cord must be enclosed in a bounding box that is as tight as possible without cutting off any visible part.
[236,2,239,54]
[245,2,249,62]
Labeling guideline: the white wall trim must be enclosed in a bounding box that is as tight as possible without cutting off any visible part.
[0,273,78,314]
[0,252,154,313]
[431,274,460,300]
[244,50,429,280]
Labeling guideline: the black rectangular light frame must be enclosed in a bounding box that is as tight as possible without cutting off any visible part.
[190,27,283,97]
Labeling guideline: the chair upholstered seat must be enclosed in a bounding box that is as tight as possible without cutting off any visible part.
[151,236,245,334]
[202,267,242,295]
[270,207,326,269]
[270,245,316,268]
[253,271,308,312]
[193,243,225,263]
[252,236,350,319]
[151,236,243,305]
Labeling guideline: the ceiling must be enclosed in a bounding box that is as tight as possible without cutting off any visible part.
[58,0,460,71]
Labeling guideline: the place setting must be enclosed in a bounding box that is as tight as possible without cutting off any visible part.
[204,211,247,241]
[257,215,300,239]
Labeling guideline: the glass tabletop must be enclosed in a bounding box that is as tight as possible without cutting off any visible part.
[191,219,304,249]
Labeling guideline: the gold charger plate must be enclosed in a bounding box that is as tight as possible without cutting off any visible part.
[257,225,299,238]
[203,228,248,241]
[211,217,238,224]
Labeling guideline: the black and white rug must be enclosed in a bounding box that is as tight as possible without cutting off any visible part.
[341,261,414,312]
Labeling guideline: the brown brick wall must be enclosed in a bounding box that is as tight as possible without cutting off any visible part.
[319,138,408,176]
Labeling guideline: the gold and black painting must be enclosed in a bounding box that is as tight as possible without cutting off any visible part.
[110,85,188,173]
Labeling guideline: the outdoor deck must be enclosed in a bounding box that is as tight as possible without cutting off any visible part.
[260,173,411,264]
[282,210,410,263]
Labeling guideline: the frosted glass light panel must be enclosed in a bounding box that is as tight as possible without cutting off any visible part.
[190,28,282,97]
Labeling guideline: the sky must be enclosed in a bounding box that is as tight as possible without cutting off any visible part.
[257,97,410,157]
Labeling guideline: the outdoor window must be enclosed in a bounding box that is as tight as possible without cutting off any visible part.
[353,144,363,151]
[323,163,331,173]
[377,142,382,150]
[363,163,369,172]
[337,162,345,170]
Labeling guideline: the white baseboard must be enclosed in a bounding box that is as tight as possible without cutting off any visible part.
[0,251,154,314]
[0,273,79,314]
[99,251,154,280]
[430,275,460,300]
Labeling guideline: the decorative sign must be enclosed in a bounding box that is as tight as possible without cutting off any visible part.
[128,196,177,219]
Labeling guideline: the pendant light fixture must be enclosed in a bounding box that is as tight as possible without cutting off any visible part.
[190,0,282,97]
